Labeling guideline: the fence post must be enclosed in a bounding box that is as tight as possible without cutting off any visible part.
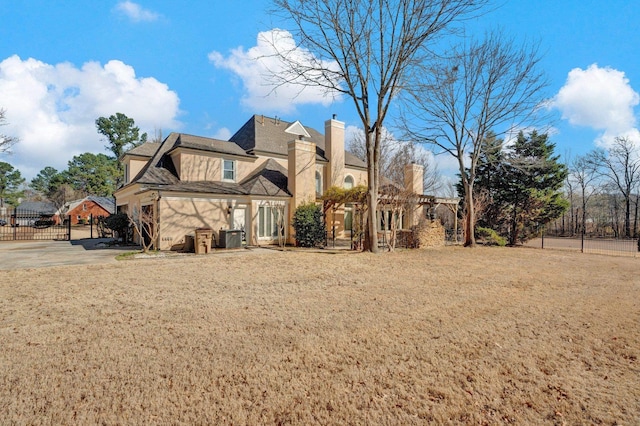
[90,214,93,239]
[12,207,17,240]
[67,217,71,240]
[581,227,584,253]
[541,227,544,249]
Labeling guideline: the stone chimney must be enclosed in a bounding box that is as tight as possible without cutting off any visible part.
[325,117,345,187]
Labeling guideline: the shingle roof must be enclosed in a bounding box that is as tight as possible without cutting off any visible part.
[125,133,181,187]
[157,181,247,195]
[120,116,366,198]
[16,201,56,215]
[124,142,160,158]
[240,159,291,197]
[230,115,367,169]
[157,159,291,198]
[169,133,255,158]
[64,196,115,215]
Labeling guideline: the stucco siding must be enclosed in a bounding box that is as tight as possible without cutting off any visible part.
[159,196,232,250]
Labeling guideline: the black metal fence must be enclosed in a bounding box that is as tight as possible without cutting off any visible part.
[527,234,639,257]
[0,208,70,241]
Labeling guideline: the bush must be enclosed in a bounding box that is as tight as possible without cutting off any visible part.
[104,213,133,243]
[292,202,326,247]
[475,226,507,246]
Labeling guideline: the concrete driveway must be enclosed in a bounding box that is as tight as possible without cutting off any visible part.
[0,238,133,270]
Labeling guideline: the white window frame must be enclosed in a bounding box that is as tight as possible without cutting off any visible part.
[344,174,354,189]
[222,159,236,182]
[344,203,353,234]
[257,204,285,239]
[315,171,323,196]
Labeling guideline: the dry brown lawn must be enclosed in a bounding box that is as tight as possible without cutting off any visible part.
[1,246,638,424]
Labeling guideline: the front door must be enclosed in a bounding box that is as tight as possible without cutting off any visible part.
[233,207,246,243]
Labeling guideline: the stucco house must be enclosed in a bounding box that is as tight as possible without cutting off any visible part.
[115,114,430,250]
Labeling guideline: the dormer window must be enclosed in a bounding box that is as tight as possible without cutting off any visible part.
[223,159,236,181]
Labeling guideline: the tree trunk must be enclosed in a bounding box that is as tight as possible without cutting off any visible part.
[634,194,639,238]
[624,196,631,238]
[366,130,379,253]
[463,181,475,247]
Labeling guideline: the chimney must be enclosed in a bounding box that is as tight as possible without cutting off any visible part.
[404,163,425,227]
[287,135,317,243]
[404,163,424,195]
[325,117,345,187]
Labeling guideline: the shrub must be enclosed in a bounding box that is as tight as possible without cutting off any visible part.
[104,213,133,243]
[475,226,507,246]
[292,202,326,247]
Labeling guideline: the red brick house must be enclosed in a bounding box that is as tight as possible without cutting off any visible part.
[58,196,115,225]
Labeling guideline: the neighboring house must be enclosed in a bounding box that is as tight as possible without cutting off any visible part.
[58,196,115,225]
[115,114,432,250]
[13,201,57,226]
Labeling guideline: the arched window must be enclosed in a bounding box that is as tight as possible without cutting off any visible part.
[344,175,354,189]
[315,171,322,195]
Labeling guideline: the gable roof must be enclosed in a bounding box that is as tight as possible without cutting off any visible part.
[230,115,367,169]
[65,196,115,214]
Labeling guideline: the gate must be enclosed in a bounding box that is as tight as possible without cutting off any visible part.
[0,207,70,241]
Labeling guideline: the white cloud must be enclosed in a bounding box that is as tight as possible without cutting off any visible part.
[209,29,341,114]
[0,55,180,179]
[553,64,639,146]
[212,127,232,141]
[115,1,160,22]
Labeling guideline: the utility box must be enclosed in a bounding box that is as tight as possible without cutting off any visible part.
[219,229,242,249]
[194,228,213,254]
[183,233,195,253]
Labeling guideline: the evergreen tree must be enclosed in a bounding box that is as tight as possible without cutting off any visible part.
[30,166,61,195]
[66,153,119,197]
[500,131,568,244]
[0,162,25,207]
[96,113,147,185]
[466,131,568,244]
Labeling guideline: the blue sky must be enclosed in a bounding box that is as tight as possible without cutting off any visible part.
[1,1,639,181]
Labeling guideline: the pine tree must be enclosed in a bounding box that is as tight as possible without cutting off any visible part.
[501,131,568,244]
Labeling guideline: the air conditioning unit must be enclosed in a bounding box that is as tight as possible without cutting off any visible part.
[219,229,242,248]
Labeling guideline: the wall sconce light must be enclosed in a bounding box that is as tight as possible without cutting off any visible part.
[226,204,233,215]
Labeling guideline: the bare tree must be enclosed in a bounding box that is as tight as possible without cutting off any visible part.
[401,30,547,246]
[569,155,601,236]
[270,0,487,252]
[129,199,160,253]
[0,109,19,154]
[49,183,83,223]
[347,129,442,194]
[586,136,640,238]
[379,185,419,251]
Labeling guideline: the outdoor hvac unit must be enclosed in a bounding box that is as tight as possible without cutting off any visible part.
[219,229,242,249]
